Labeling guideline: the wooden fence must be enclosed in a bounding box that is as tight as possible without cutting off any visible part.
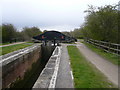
[85,39,120,56]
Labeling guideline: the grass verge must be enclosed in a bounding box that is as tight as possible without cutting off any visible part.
[67,45,116,88]
[0,43,33,56]
[83,42,119,65]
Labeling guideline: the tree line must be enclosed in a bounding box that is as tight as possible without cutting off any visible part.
[66,4,119,44]
[0,24,42,43]
[1,4,119,44]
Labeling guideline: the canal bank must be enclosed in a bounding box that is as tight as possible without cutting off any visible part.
[1,44,55,89]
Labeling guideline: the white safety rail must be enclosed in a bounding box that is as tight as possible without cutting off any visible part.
[32,46,62,89]
[86,39,120,56]
[49,46,62,88]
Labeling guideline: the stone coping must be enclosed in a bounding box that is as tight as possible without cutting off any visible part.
[1,44,41,66]
[33,46,62,88]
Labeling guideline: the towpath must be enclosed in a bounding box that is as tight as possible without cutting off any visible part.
[0,42,25,47]
[55,44,74,88]
[76,42,118,86]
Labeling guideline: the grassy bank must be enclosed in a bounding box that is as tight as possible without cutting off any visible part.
[83,42,119,65]
[67,46,116,88]
[1,43,33,55]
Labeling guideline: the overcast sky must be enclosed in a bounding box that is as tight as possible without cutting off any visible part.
[1,0,119,31]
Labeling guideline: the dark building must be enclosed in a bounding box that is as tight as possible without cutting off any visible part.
[33,31,77,46]
[33,31,66,41]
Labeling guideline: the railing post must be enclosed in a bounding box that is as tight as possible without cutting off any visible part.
[117,45,119,55]
[99,40,100,48]
[108,42,110,52]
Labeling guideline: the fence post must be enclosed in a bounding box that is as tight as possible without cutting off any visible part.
[117,45,119,55]
[99,40,101,48]
[108,42,110,52]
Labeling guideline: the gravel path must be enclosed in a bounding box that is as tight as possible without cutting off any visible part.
[0,42,25,47]
[55,44,74,88]
[76,42,118,86]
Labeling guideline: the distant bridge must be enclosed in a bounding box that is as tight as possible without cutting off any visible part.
[33,31,77,46]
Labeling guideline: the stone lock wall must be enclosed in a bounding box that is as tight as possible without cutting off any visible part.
[2,44,41,88]
[33,46,62,88]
